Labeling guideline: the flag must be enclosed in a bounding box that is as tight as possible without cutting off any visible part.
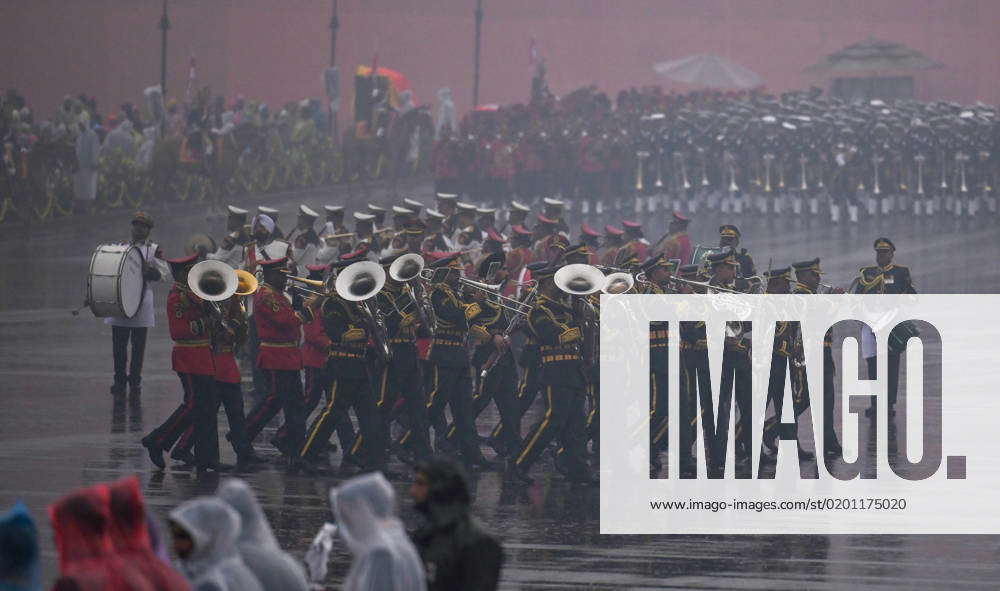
[529,37,538,65]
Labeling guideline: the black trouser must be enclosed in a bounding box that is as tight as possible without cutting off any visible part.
[679,348,712,474]
[585,368,599,451]
[650,371,670,459]
[112,326,147,387]
[822,351,842,450]
[515,382,589,476]
[244,369,306,458]
[301,372,384,465]
[426,364,482,459]
[866,353,901,407]
[274,366,344,451]
[175,380,251,460]
[762,353,811,450]
[246,321,268,404]
[145,372,217,466]
[516,363,541,420]
[385,359,432,460]
[473,360,520,453]
[714,350,753,472]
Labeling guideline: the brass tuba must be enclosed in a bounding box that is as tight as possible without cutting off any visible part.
[335,261,391,362]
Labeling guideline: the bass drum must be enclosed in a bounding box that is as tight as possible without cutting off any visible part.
[87,244,145,318]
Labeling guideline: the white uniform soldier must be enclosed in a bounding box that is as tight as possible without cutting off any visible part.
[287,204,321,271]
[207,205,250,268]
[106,211,169,396]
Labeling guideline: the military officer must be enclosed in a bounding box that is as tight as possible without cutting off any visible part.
[287,204,321,270]
[718,224,757,279]
[856,238,916,418]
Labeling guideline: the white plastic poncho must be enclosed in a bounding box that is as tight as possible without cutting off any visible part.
[331,472,426,591]
[435,88,456,140]
[216,479,309,591]
[169,497,264,591]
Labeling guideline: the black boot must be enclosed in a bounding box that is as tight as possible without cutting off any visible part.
[110,378,127,397]
[141,435,165,470]
[127,375,141,396]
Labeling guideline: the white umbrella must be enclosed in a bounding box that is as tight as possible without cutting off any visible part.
[653,54,762,89]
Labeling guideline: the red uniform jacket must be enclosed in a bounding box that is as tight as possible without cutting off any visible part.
[576,135,605,173]
[254,283,308,370]
[623,238,649,261]
[502,247,533,297]
[302,311,331,369]
[168,284,214,376]
[600,246,621,267]
[662,232,693,265]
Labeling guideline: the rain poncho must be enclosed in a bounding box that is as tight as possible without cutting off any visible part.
[0,502,40,591]
[331,472,426,591]
[107,477,191,591]
[103,119,138,159]
[49,485,155,591]
[216,479,308,591]
[169,498,263,591]
[435,88,456,139]
[74,121,99,202]
[411,459,503,591]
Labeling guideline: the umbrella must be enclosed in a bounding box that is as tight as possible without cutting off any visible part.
[805,37,943,74]
[653,54,762,89]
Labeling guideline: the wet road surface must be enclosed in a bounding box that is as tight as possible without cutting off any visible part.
[1,179,1000,589]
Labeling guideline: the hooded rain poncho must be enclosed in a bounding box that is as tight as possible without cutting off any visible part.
[0,502,40,591]
[216,479,308,591]
[168,497,263,591]
[331,472,426,591]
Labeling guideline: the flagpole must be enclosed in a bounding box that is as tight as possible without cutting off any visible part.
[473,0,483,107]
[159,0,170,97]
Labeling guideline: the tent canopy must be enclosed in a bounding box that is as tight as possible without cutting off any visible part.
[805,38,943,74]
[653,54,762,89]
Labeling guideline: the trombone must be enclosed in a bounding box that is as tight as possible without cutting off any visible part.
[669,275,745,295]
[459,276,534,317]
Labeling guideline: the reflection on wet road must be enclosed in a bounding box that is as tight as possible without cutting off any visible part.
[1,181,999,588]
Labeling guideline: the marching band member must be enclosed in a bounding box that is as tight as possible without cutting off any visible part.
[366,203,388,232]
[352,212,377,259]
[718,224,757,279]
[107,211,167,397]
[504,225,534,298]
[620,220,649,261]
[600,225,624,267]
[207,205,250,269]
[376,254,433,464]
[286,205,321,270]
[257,205,284,239]
[652,211,692,266]
[243,257,314,465]
[425,254,491,467]
[422,209,451,252]
[299,253,386,473]
[640,254,676,477]
[509,264,594,485]
[321,204,347,236]
[579,224,602,265]
[141,253,226,472]
[792,258,844,460]
[507,200,531,229]
[706,248,753,475]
